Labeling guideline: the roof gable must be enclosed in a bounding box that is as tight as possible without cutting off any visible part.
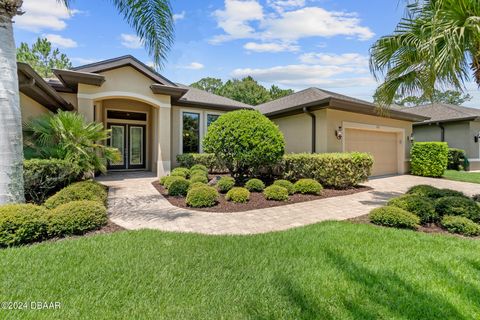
[400,103,480,124]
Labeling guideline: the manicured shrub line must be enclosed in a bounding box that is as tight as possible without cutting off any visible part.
[186,186,218,208]
[273,180,294,195]
[245,179,265,192]
[369,206,420,230]
[263,185,289,201]
[217,177,235,193]
[387,195,437,224]
[44,180,107,209]
[410,142,448,177]
[225,187,250,203]
[294,179,323,195]
[435,196,480,222]
[440,215,480,236]
[168,178,190,196]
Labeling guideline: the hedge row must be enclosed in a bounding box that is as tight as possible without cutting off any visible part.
[410,142,448,177]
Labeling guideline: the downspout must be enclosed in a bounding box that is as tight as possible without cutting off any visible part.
[436,122,445,141]
[303,107,316,153]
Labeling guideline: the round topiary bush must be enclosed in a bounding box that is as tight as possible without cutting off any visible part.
[245,178,265,192]
[440,215,480,236]
[159,175,169,186]
[293,179,323,195]
[226,187,250,203]
[273,180,295,195]
[168,178,190,196]
[188,181,206,191]
[163,176,185,189]
[190,164,208,173]
[217,176,235,193]
[190,175,209,184]
[263,185,289,201]
[171,167,190,178]
[387,194,437,224]
[0,204,48,247]
[203,110,285,181]
[44,180,107,209]
[369,206,420,230]
[48,200,107,237]
[435,196,480,222]
[406,185,467,199]
[190,169,208,177]
[186,186,218,208]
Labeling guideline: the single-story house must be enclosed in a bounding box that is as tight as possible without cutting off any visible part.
[399,103,480,170]
[18,55,428,177]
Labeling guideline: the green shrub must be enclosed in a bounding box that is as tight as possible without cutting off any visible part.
[263,185,289,201]
[245,178,265,192]
[293,179,323,195]
[190,169,208,177]
[473,194,480,202]
[44,180,107,209]
[0,204,48,247]
[280,153,373,189]
[159,175,169,186]
[190,175,209,184]
[410,142,448,177]
[171,167,190,178]
[407,185,467,199]
[435,196,480,222]
[168,178,190,196]
[217,177,235,193]
[188,182,206,191]
[190,164,208,173]
[186,186,218,208]
[23,159,81,204]
[369,206,420,230]
[387,195,437,224]
[48,201,107,237]
[273,180,295,195]
[176,153,227,173]
[448,148,468,171]
[203,110,285,181]
[225,187,250,203]
[163,176,184,189]
[440,215,480,236]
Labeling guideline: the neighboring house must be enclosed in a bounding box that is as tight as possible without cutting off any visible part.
[400,103,480,170]
[17,55,427,177]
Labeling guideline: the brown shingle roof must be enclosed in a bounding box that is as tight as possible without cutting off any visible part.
[399,103,480,124]
[174,84,252,110]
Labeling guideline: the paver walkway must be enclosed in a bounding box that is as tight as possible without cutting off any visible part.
[97,172,480,235]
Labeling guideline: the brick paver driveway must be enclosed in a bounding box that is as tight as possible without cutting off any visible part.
[97,172,480,235]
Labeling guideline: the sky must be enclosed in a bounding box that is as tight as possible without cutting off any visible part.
[12,0,480,107]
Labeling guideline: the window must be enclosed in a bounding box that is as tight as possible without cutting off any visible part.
[182,112,200,153]
[206,114,220,127]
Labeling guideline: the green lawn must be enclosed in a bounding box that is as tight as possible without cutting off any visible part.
[443,170,480,184]
[1,222,480,319]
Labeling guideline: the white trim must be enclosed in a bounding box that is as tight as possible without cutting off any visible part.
[78,91,170,108]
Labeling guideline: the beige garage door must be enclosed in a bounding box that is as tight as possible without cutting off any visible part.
[345,128,398,176]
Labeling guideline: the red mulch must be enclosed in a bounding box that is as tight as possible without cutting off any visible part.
[152,180,371,213]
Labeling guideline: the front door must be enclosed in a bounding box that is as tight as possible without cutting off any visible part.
[108,123,146,170]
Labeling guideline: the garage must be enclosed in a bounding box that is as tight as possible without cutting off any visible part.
[345,128,399,176]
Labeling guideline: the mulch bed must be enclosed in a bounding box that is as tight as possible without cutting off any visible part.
[152,180,371,213]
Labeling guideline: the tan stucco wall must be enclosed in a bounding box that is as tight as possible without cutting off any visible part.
[20,93,50,120]
[57,92,78,110]
[468,120,480,160]
[272,113,312,153]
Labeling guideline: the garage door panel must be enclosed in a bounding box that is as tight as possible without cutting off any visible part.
[345,128,398,176]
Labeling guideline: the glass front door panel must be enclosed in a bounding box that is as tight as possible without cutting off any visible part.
[129,126,143,166]
[110,125,125,166]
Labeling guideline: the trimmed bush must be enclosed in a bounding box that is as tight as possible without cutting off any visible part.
[245,178,265,192]
[387,195,437,224]
[168,178,190,196]
[188,182,206,191]
[190,175,209,184]
[203,110,285,181]
[293,179,323,195]
[448,148,468,171]
[263,185,289,201]
[159,175,169,186]
[48,201,107,237]
[23,159,81,204]
[435,196,480,222]
[44,180,107,209]
[163,176,185,189]
[280,153,373,189]
[186,186,218,208]
[190,169,208,177]
[0,204,48,247]
[406,185,467,199]
[410,142,448,177]
[440,215,480,236]
[171,167,190,178]
[217,177,235,193]
[273,180,295,195]
[176,153,227,173]
[369,206,420,230]
[190,164,208,173]
[225,187,250,203]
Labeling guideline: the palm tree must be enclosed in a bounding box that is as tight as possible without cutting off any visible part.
[0,0,174,204]
[370,0,480,106]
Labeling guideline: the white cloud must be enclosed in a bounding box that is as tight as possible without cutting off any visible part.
[299,53,369,67]
[44,34,77,48]
[173,11,186,21]
[244,41,299,52]
[267,0,305,12]
[14,0,77,32]
[120,34,143,49]
[180,62,205,70]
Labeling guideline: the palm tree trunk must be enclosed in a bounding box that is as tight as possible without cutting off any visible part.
[0,4,25,204]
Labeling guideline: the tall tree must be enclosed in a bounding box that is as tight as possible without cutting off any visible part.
[391,89,473,106]
[0,0,174,204]
[190,77,223,94]
[269,85,294,100]
[370,0,480,106]
[217,77,271,106]
[17,37,72,78]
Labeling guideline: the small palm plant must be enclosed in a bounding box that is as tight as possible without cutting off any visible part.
[24,111,121,175]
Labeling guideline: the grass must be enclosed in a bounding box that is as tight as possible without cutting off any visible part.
[1,222,480,319]
[443,170,480,184]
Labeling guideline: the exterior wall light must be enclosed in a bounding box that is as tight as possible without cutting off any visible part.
[408,134,414,143]
[475,132,480,143]
[335,126,343,140]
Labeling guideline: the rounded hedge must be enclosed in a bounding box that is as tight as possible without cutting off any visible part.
[190,175,209,184]
[293,179,323,195]
[225,187,250,203]
[410,142,448,177]
[406,185,467,199]
[245,178,265,192]
[168,178,190,196]
[435,196,480,222]
[440,215,480,236]
[263,185,289,201]
[190,164,208,173]
[369,206,420,230]
[186,186,218,208]
[159,175,169,186]
[48,200,107,237]
[190,169,208,177]
[188,181,206,191]
[217,176,235,193]
[163,176,185,189]
[387,195,437,224]
[273,180,295,195]
[203,110,285,180]
[171,167,190,178]
[44,180,107,209]
[0,204,48,247]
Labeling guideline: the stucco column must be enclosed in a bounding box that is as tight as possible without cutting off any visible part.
[156,98,171,177]
[77,98,95,122]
